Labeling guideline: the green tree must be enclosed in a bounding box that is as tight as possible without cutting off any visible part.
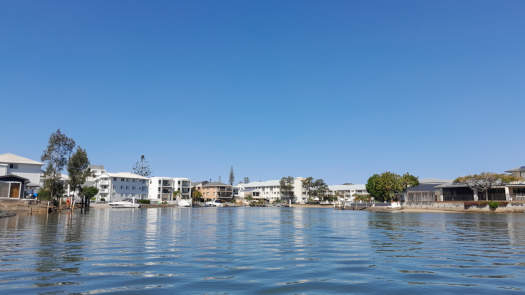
[311,178,330,201]
[173,189,181,200]
[366,172,405,202]
[132,155,151,177]
[229,166,235,185]
[82,186,99,202]
[191,189,203,203]
[41,129,76,200]
[401,173,419,190]
[280,176,295,202]
[302,177,314,198]
[454,172,520,201]
[67,147,91,208]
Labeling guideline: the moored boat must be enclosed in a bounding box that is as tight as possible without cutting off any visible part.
[108,198,141,208]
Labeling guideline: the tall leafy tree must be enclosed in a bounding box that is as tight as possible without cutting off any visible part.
[229,166,235,185]
[132,155,152,177]
[67,147,91,208]
[41,129,76,200]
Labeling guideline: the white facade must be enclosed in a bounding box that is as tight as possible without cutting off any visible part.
[0,153,43,190]
[148,177,191,203]
[86,165,107,186]
[174,178,191,199]
[328,184,369,202]
[237,177,308,203]
[95,172,149,202]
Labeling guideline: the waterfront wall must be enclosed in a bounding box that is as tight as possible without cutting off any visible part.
[403,201,525,212]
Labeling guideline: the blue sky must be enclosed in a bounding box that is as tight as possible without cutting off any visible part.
[1,1,524,184]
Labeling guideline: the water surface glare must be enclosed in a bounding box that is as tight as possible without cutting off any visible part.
[1,208,525,294]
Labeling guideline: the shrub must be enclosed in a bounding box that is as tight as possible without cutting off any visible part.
[38,189,52,201]
[138,199,150,204]
[488,201,499,210]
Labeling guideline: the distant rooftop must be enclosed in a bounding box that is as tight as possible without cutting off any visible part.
[204,182,231,187]
[0,153,42,165]
[329,184,366,191]
[242,179,280,187]
[89,165,105,169]
[419,178,452,184]
[505,166,525,173]
[105,172,149,180]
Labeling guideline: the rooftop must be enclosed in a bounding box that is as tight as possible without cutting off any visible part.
[242,179,281,187]
[204,182,231,187]
[105,172,149,180]
[329,184,367,191]
[407,182,448,192]
[505,166,525,173]
[0,153,42,165]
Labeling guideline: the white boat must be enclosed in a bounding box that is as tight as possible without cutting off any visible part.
[177,199,192,207]
[205,200,224,207]
[108,198,141,208]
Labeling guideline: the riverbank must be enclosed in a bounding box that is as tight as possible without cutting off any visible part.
[366,204,525,213]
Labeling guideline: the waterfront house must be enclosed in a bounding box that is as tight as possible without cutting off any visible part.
[94,172,149,202]
[403,179,450,203]
[148,177,191,203]
[0,153,43,195]
[192,181,233,201]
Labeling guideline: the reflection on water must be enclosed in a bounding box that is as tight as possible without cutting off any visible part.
[1,208,525,294]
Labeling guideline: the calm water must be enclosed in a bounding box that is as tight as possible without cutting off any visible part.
[1,208,525,294]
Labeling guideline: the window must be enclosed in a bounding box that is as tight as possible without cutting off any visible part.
[121,178,125,181]
[113,178,117,181]
[120,186,123,189]
[9,164,18,169]
[132,186,135,190]
[126,186,129,190]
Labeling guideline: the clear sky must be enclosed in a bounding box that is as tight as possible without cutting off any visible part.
[1,1,524,184]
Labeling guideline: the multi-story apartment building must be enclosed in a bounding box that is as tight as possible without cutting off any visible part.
[94,172,148,202]
[237,177,308,203]
[328,184,369,202]
[148,177,191,203]
[85,165,107,186]
[192,181,232,201]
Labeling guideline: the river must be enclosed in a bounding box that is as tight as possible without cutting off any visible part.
[1,208,525,294]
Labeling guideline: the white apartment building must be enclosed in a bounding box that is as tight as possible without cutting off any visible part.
[94,172,149,202]
[238,177,308,203]
[86,165,107,186]
[328,184,369,202]
[0,153,43,192]
[148,177,191,203]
